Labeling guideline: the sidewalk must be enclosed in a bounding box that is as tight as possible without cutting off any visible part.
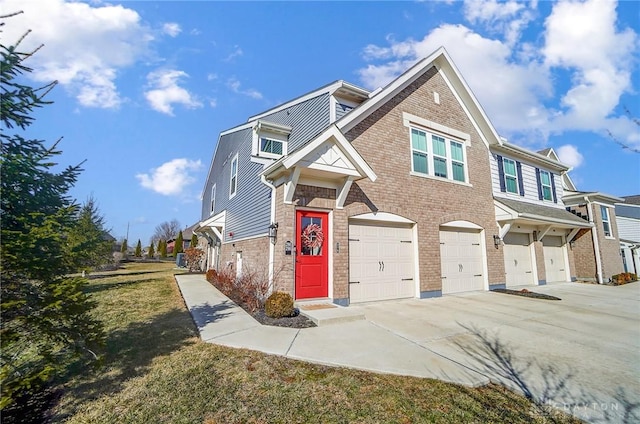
[175,274,488,387]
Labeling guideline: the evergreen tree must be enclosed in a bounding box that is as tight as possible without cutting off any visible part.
[120,238,128,255]
[191,233,198,248]
[135,239,142,257]
[175,230,184,255]
[159,239,167,258]
[65,195,112,271]
[0,25,104,410]
[147,241,155,259]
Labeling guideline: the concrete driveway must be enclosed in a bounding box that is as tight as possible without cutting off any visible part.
[354,282,640,423]
[177,274,639,423]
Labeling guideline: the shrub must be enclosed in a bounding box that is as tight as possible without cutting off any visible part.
[234,270,270,313]
[611,273,638,285]
[206,269,217,283]
[265,291,294,318]
[184,247,205,272]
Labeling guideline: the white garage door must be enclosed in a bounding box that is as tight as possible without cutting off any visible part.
[543,236,567,283]
[349,223,415,303]
[503,232,534,287]
[440,229,484,294]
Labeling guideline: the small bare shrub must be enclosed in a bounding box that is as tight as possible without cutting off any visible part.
[184,247,205,272]
[206,269,217,283]
[265,291,294,318]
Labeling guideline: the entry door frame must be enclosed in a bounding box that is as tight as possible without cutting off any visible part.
[294,208,332,300]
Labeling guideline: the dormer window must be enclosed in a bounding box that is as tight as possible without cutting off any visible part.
[260,137,283,157]
[539,170,553,201]
[252,120,291,163]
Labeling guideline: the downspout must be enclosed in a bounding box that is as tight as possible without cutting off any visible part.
[261,174,277,291]
[584,197,604,284]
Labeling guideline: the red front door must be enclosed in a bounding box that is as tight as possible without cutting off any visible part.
[295,210,328,299]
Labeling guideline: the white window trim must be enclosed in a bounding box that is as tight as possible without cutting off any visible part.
[229,153,238,199]
[502,158,519,194]
[539,170,553,201]
[403,113,471,186]
[409,126,470,185]
[258,137,285,159]
[601,205,613,238]
[210,184,216,215]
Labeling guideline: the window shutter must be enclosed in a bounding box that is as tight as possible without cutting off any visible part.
[516,161,525,196]
[550,173,557,203]
[497,155,506,192]
[535,168,543,200]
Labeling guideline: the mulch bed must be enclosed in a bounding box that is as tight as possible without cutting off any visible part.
[251,308,316,328]
[492,288,561,301]
[207,280,316,329]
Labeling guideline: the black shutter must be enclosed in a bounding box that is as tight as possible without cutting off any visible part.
[516,161,525,196]
[535,168,543,200]
[497,155,506,192]
[551,173,557,203]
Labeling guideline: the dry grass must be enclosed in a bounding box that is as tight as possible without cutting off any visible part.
[51,262,580,424]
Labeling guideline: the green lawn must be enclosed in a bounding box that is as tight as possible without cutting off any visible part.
[51,262,579,423]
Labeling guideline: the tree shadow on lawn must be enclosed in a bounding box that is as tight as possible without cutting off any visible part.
[84,278,168,294]
[449,322,639,423]
[50,303,225,421]
[87,268,172,280]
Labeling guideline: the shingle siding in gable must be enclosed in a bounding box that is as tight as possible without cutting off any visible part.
[259,93,331,152]
[490,152,564,208]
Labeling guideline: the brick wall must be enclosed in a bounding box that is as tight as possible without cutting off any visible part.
[342,66,504,293]
[533,240,547,284]
[595,204,624,280]
[219,236,270,279]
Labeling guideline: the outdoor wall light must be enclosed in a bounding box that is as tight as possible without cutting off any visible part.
[493,235,501,249]
[268,222,279,243]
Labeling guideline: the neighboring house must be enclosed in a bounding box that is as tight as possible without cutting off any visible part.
[196,47,621,305]
[616,195,640,275]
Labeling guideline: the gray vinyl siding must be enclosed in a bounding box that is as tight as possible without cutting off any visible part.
[617,216,640,242]
[335,102,354,121]
[202,128,271,242]
[490,152,565,208]
[201,92,333,242]
[258,93,331,153]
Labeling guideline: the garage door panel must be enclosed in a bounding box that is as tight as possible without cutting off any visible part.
[504,233,534,287]
[349,223,415,303]
[440,229,485,294]
[543,236,567,283]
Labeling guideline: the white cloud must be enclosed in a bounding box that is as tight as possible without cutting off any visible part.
[463,0,535,46]
[224,46,244,62]
[543,0,637,145]
[227,77,263,99]
[357,0,638,149]
[136,158,203,196]
[144,69,203,116]
[162,22,181,37]
[556,145,584,169]
[358,24,551,141]
[0,0,153,109]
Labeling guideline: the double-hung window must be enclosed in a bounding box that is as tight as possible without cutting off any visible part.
[539,170,553,201]
[229,154,238,198]
[410,127,467,183]
[601,206,611,237]
[210,184,216,214]
[502,158,519,194]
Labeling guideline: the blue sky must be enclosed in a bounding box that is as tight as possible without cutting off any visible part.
[2,0,639,245]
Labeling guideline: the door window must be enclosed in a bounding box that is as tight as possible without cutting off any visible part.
[300,216,324,256]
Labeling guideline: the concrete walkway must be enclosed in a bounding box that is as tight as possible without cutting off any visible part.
[175,274,489,387]
[176,274,640,423]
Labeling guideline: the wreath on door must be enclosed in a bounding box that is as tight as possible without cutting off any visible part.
[301,223,324,250]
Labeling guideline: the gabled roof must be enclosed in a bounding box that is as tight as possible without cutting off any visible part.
[337,46,502,148]
[248,80,369,122]
[621,195,640,205]
[538,147,577,190]
[492,142,569,173]
[262,125,377,183]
